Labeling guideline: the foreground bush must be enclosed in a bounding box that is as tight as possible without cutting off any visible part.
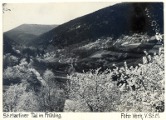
[3,83,39,112]
[67,50,164,112]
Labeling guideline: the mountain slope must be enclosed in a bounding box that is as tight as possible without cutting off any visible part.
[30,2,163,72]
[7,24,58,36]
[3,24,58,45]
[32,2,163,48]
[3,2,163,72]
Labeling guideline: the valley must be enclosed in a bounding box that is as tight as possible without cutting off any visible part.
[3,2,164,112]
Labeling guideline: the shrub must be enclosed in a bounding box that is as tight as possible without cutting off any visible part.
[3,83,39,112]
[67,68,121,112]
[67,50,164,112]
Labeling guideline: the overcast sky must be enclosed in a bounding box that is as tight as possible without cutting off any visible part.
[3,2,118,32]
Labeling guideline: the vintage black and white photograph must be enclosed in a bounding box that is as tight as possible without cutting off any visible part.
[3,2,164,112]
